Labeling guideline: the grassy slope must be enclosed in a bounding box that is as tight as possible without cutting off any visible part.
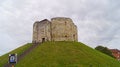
[0,43,32,67]
[15,41,120,67]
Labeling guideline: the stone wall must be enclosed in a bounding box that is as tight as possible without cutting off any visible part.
[32,19,51,43]
[51,17,78,41]
[32,17,78,43]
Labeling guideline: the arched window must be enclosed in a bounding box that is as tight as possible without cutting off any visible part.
[65,35,67,37]
[65,21,67,25]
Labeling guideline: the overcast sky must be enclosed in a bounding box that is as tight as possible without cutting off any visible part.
[0,0,120,56]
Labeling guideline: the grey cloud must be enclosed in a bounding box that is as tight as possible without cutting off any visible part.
[0,0,120,55]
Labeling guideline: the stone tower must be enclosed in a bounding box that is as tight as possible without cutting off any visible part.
[32,17,78,43]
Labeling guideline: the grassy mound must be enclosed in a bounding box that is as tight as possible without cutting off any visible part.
[14,41,120,67]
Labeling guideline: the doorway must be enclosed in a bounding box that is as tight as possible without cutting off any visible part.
[42,38,45,43]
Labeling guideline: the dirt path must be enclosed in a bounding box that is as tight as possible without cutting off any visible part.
[3,43,40,67]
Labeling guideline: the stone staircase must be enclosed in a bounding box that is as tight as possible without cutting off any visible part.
[3,43,40,67]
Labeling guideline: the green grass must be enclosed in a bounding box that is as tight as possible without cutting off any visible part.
[0,43,32,67]
[13,41,120,67]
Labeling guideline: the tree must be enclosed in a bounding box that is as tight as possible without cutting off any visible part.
[95,46,115,58]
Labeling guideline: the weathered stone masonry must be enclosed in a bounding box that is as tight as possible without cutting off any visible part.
[32,17,78,43]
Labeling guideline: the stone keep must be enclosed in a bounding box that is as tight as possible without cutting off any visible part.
[32,17,78,43]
